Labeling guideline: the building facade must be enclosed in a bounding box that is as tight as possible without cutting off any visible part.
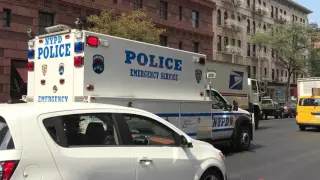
[0,0,215,101]
[212,0,311,101]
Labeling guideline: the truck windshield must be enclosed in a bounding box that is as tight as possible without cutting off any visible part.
[0,118,14,150]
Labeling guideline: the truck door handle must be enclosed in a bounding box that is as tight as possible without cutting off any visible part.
[139,158,153,164]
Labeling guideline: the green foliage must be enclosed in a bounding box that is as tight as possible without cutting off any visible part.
[309,48,320,76]
[87,9,166,44]
[251,23,319,101]
[251,23,315,71]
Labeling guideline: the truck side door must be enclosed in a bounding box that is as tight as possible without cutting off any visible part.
[209,90,234,140]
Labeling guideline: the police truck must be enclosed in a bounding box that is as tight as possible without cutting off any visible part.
[24,24,254,151]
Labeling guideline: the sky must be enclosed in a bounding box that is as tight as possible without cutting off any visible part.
[294,0,318,25]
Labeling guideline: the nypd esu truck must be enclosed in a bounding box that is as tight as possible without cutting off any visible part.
[25,24,254,151]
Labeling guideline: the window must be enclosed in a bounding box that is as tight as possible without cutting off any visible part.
[281,70,283,77]
[43,113,119,147]
[133,0,143,10]
[160,1,168,20]
[39,12,54,35]
[276,69,279,77]
[252,44,256,56]
[252,21,256,34]
[247,66,251,78]
[179,6,182,20]
[299,98,320,106]
[208,90,227,109]
[224,37,228,47]
[263,2,266,7]
[217,35,222,51]
[251,79,258,93]
[192,11,199,28]
[272,69,275,80]
[238,40,241,48]
[237,15,241,22]
[247,19,250,34]
[193,42,199,53]
[253,66,256,75]
[263,24,266,31]
[179,42,183,50]
[232,39,235,46]
[247,43,251,56]
[271,6,274,18]
[224,11,228,21]
[2,9,11,27]
[160,35,167,46]
[264,68,267,75]
[0,117,14,150]
[124,114,177,146]
[262,99,273,105]
[247,0,250,7]
[275,7,278,19]
[264,46,267,53]
[217,9,221,25]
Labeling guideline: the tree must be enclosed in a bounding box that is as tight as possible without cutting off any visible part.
[251,23,318,101]
[87,9,166,45]
[309,33,320,76]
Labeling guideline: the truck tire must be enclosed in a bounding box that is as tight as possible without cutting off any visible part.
[299,125,306,131]
[275,115,278,119]
[234,125,251,151]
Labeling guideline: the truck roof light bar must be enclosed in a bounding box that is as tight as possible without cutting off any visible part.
[45,24,72,34]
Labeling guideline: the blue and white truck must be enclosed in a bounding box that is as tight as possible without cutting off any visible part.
[24,24,254,151]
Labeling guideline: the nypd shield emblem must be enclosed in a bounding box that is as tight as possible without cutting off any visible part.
[42,64,47,76]
[93,54,104,74]
[195,69,202,84]
[59,63,64,75]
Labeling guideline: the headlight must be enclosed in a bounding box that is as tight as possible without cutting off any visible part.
[219,152,225,161]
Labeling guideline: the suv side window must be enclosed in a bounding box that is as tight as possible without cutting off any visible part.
[123,114,179,146]
[43,113,120,147]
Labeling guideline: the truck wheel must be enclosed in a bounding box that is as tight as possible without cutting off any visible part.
[274,115,278,119]
[234,125,251,151]
[299,125,306,131]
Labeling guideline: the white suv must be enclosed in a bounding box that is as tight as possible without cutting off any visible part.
[0,102,227,180]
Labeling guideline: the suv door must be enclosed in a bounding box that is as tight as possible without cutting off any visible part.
[38,110,136,180]
[115,112,196,180]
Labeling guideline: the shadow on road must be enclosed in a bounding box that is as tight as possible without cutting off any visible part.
[217,143,264,157]
[256,126,271,131]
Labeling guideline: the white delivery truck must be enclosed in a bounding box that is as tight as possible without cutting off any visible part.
[206,61,266,129]
[24,24,253,151]
[297,77,320,97]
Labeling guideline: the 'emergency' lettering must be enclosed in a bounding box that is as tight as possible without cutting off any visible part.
[38,96,69,102]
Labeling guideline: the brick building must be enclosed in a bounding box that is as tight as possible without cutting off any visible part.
[0,0,215,101]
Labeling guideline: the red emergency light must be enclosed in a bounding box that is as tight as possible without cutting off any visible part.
[41,79,46,85]
[86,84,94,91]
[28,61,34,71]
[86,36,99,47]
[60,79,65,84]
[74,56,83,67]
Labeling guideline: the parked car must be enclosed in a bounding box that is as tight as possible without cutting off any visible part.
[0,102,227,180]
[261,99,284,119]
[282,102,297,118]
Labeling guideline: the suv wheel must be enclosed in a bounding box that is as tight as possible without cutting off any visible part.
[200,170,222,180]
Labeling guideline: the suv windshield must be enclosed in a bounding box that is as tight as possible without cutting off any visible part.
[0,118,14,150]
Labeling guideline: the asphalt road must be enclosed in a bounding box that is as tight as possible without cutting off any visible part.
[224,118,320,180]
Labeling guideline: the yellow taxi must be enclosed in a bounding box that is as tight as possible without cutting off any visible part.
[296,95,320,131]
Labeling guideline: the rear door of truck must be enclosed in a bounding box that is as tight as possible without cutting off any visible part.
[28,30,76,102]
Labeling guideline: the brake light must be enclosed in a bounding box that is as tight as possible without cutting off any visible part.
[28,61,34,71]
[0,161,18,180]
[86,36,99,47]
[74,56,83,67]
[284,106,289,110]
